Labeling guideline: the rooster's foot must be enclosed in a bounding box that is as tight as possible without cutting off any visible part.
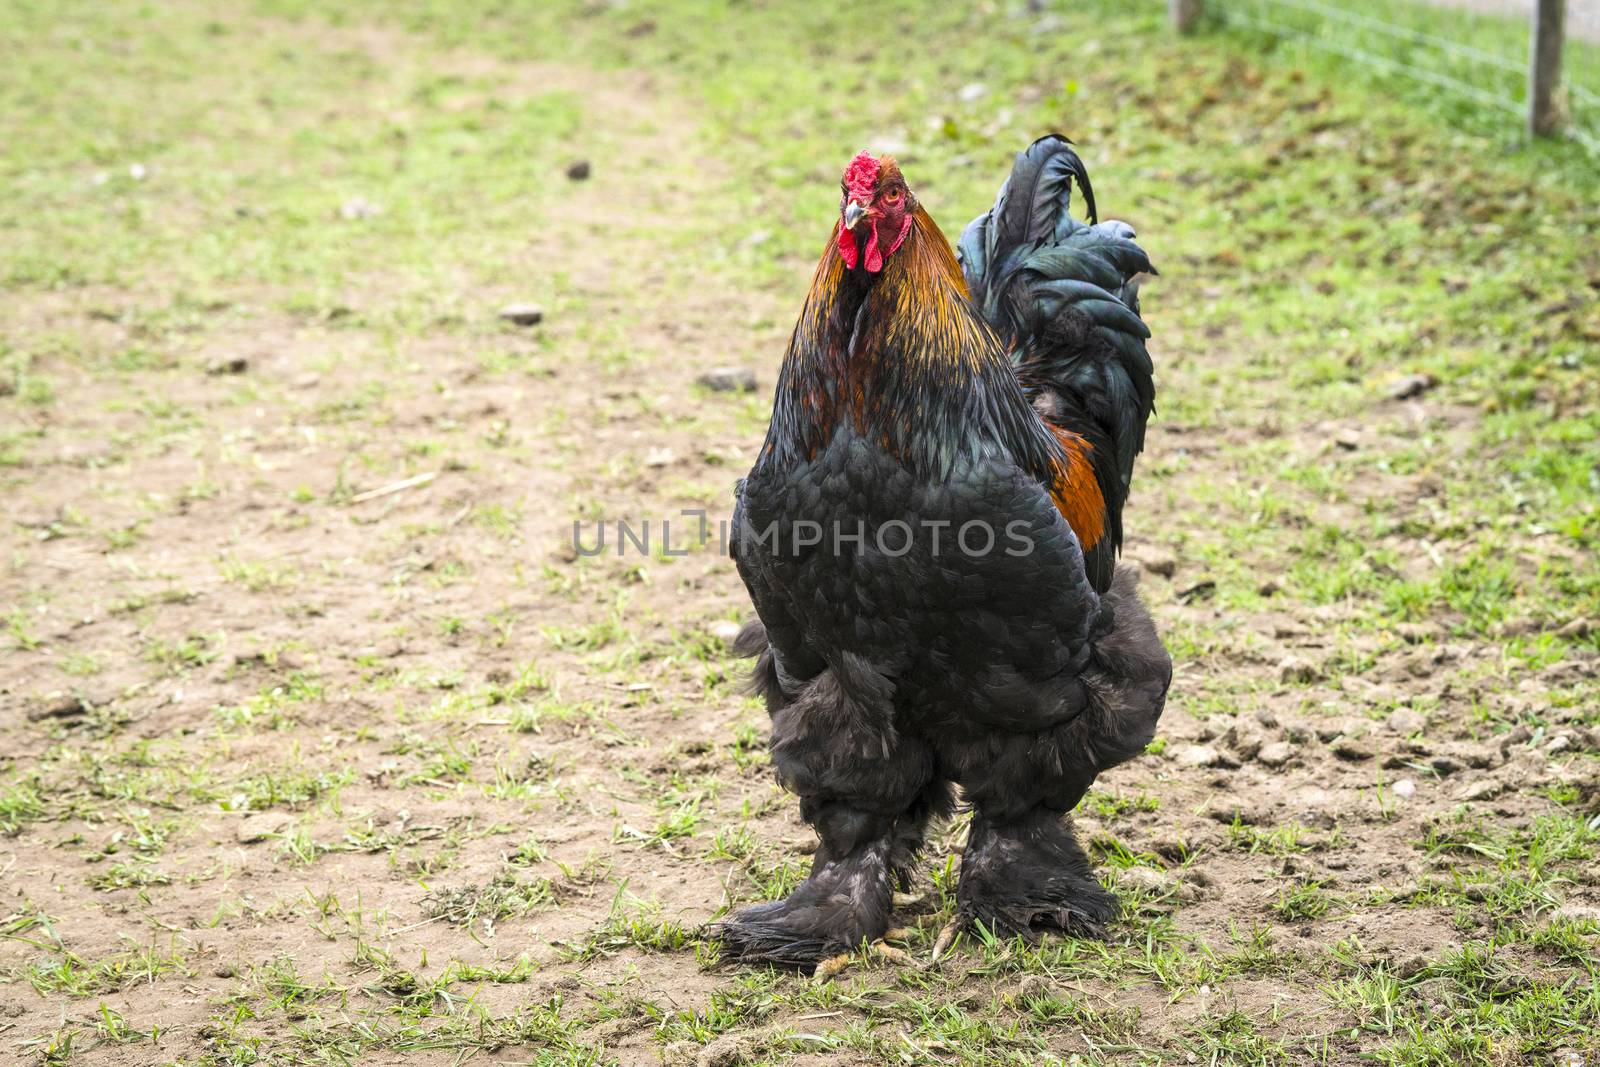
[711,841,895,972]
[929,917,966,964]
[812,928,918,983]
[955,810,1118,943]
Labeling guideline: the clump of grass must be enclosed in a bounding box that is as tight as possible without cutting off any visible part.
[24,942,193,998]
[0,779,45,833]
[1274,879,1335,922]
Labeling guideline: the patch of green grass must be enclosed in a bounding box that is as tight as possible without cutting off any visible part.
[1330,939,1600,1066]
[223,765,353,812]
[24,941,193,997]
[1018,985,1142,1042]
[560,892,697,963]
[0,779,45,833]
[85,860,173,892]
[1274,879,1336,922]
[215,672,325,730]
[1177,1008,1294,1065]
[1413,810,1600,931]
[421,868,570,932]
[0,2,583,302]
[1228,819,1318,856]
[1213,0,1600,148]
[144,630,222,673]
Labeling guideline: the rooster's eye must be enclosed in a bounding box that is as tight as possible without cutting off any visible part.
[883,188,903,205]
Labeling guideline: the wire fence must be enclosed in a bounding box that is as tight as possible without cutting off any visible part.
[1204,0,1600,154]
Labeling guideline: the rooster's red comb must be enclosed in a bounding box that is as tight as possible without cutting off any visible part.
[842,151,880,204]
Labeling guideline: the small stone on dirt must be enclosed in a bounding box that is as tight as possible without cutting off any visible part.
[1385,372,1437,401]
[1391,778,1416,798]
[1334,428,1361,450]
[498,303,544,326]
[1395,952,1429,978]
[784,835,818,854]
[708,619,742,645]
[1257,578,1280,597]
[338,196,381,220]
[235,812,292,844]
[1386,707,1427,735]
[1557,617,1593,638]
[696,1032,754,1067]
[28,693,94,722]
[1315,719,1353,743]
[696,366,759,392]
[644,447,677,468]
[1278,655,1319,684]
[1229,730,1264,761]
[566,159,592,181]
[1496,616,1541,638]
[958,82,988,102]
[1133,546,1178,577]
[1395,622,1434,644]
[1174,744,1230,769]
[206,355,249,375]
[1288,786,1339,828]
[1119,866,1174,895]
[1257,741,1295,768]
[1500,724,1533,749]
[1456,778,1504,802]
[1255,709,1279,730]
[1016,974,1052,1001]
[1150,834,1191,861]
[1209,801,1269,825]
[1332,738,1373,762]
[1282,720,1313,744]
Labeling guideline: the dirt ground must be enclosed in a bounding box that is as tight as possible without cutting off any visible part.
[2,3,1598,1066]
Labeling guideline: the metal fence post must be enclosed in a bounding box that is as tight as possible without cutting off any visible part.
[1171,0,1203,34]
[1529,0,1566,137]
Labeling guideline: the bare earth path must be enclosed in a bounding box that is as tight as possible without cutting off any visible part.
[2,19,798,1063]
[2,4,1597,1066]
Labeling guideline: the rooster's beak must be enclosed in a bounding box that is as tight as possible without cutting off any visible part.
[841,201,867,230]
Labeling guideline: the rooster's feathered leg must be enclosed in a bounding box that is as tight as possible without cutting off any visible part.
[888,781,956,892]
[940,567,1172,948]
[955,806,1116,939]
[713,653,932,972]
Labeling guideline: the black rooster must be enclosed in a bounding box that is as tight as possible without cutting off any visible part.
[717,137,1171,970]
